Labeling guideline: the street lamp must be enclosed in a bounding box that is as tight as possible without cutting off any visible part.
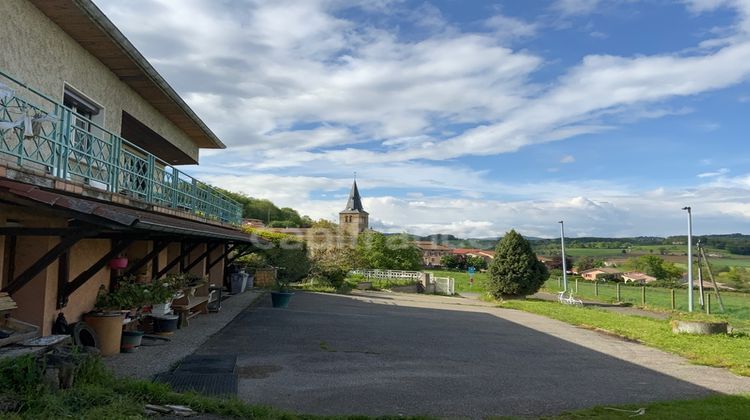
[559,221,567,292]
[682,206,693,312]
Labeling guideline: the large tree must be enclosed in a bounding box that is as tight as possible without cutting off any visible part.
[355,231,422,270]
[488,230,549,298]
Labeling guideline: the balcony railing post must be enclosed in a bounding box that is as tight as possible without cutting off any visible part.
[146,154,155,203]
[171,168,179,209]
[110,134,120,193]
[59,108,71,180]
[195,178,198,213]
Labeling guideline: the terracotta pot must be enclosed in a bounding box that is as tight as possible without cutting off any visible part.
[83,312,124,356]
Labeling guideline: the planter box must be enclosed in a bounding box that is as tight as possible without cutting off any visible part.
[671,320,728,335]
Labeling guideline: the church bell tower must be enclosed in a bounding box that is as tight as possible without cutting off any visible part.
[339,180,368,234]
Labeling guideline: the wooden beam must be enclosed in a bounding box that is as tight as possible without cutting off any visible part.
[226,246,253,265]
[123,241,169,277]
[63,239,134,298]
[206,243,236,272]
[155,242,200,278]
[56,251,69,309]
[184,243,221,273]
[3,232,86,295]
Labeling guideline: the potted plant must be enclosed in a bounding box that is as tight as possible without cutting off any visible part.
[109,256,128,270]
[271,275,293,308]
[146,279,178,316]
[84,285,126,356]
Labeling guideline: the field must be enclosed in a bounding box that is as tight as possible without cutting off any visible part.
[544,246,750,271]
[426,269,488,293]
[545,277,750,332]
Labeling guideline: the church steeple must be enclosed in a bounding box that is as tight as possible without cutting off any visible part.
[344,180,365,212]
[339,179,369,234]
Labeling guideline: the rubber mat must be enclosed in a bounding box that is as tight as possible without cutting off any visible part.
[154,354,239,396]
[154,372,238,396]
[176,354,237,374]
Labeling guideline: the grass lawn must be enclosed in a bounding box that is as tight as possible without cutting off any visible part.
[495,298,750,377]
[426,269,488,293]
[544,394,750,419]
[544,278,750,332]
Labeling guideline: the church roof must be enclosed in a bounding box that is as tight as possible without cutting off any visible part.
[341,180,367,213]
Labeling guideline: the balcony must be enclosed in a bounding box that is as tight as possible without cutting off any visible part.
[0,69,241,225]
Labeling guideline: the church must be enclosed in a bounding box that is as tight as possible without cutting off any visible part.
[339,180,369,235]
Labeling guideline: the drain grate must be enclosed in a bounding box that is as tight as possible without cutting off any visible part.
[176,354,237,374]
[155,354,239,396]
[155,372,238,396]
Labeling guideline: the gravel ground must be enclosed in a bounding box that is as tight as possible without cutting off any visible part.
[105,290,265,380]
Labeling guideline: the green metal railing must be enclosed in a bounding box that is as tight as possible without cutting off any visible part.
[0,69,241,225]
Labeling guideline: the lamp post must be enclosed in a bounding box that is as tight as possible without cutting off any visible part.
[559,221,567,292]
[682,206,693,312]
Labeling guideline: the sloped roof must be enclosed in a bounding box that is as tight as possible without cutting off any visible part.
[341,180,367,214]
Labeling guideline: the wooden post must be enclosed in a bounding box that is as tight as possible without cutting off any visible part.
[616,283,621,302]
[706,293,711,315]
[594,281,599,296]
[641,286,646,306]
[670,289,675,310]
[575,278,579,293]
[557,276,561,288]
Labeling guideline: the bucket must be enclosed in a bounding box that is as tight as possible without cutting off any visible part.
[121,330,144,353]
[271,291,293,308]
[152,314,179,333]
[83,312,124,356]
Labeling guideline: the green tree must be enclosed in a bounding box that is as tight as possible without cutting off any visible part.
[465,255,488,270]
[440,254,462,270]
[575,256,603,272]
[626,255,682,281]
[355,232,422,270]
[488,230,549,297]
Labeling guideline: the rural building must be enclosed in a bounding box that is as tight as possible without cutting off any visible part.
[580,267,622,281]
[0,0,261,336]
[339,180,369,235]
[415,241,452,267]
[621,271,657,284]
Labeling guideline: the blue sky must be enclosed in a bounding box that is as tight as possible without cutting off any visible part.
[96,0,750,238]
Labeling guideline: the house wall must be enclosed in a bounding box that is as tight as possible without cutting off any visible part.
[0,0,199,162]
[60,238,112,333]
[208,244,225,286]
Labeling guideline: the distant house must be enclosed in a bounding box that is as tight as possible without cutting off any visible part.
[242,218,266,228]
[621,272,657,284]
[415,241,452,267]
[580,267,622,281]
[470,250,495,265]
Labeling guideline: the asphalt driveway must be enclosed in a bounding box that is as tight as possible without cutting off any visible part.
[196,291,750,418]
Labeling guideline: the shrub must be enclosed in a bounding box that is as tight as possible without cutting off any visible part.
[488,229,549,298]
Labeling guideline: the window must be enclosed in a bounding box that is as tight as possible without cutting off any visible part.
[63,87,102,152]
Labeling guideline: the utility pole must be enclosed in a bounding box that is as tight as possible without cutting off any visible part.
[559,221,568,292]
[682,206,693,312]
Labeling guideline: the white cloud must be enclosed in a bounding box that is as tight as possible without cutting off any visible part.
[697,168,730,177]
[552,0,602,16]
[560,155,576,163]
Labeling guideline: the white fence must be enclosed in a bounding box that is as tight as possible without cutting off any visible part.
[350,269,456,295]
[433,276,455,295]
[351,269,422,281]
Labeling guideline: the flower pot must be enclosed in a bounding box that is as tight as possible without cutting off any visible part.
[152,314,179,333]
[83,312,124,356]
[109,257,128,270]
[271,291,293,308]
[121,330,144,353]
[151,301,172,316]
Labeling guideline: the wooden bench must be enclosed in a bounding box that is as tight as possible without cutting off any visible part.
[171,283,213,328]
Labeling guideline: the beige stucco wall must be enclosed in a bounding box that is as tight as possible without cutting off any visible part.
[0,0,199,162]
[60,239,112,332]
[187,243,207,277]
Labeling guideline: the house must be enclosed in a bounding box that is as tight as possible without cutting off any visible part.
[0,0,262,336]
[621,272,657,284]
[580,267,622,281]
[415,241,452,267]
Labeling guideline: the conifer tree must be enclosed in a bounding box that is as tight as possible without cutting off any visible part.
[488,230,549,297]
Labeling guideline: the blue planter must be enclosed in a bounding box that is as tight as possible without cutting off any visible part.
[271,291,293,308]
